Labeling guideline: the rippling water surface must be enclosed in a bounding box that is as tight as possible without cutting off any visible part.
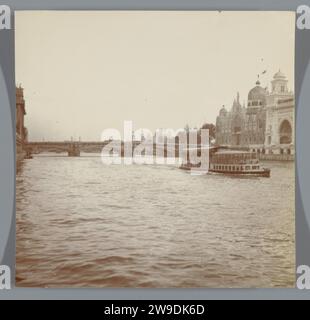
[16,154,295,287]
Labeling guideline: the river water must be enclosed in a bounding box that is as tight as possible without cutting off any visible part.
[16,154,295,288]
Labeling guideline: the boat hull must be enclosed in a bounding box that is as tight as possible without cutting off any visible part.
[180,165,270,177]
[209,168,270,177]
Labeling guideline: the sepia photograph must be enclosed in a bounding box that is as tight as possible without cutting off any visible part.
[15,11,295,288]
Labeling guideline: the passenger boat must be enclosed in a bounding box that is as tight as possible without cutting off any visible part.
[209,150,270,177]
[180,148,270,177]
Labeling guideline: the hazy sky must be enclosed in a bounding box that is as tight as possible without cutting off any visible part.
[15,11,295,141]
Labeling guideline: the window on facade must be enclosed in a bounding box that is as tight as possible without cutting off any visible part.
[281,85,285,92]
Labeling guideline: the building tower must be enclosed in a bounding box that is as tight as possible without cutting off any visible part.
[264,70,294,156]
[271,70,289,94]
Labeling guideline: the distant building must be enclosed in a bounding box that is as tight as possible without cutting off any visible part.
[215,93,246,147]
[16,85,27,161]
[215,70,294,157]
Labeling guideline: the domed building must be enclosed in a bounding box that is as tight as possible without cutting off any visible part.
[247,79,267,109]
[215,70,294,159]
[241,78,267,148]
[219,105,228,117]
[248,80,267,106]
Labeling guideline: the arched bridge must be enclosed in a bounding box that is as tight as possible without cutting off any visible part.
[24,141,112,155]
[24,141,186,157]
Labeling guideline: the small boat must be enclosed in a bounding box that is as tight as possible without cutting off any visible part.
[68,144,80,157]
[209,150,270,177]
[179,163,209,175]
[109,148,119,157]
[24,150,33,159]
